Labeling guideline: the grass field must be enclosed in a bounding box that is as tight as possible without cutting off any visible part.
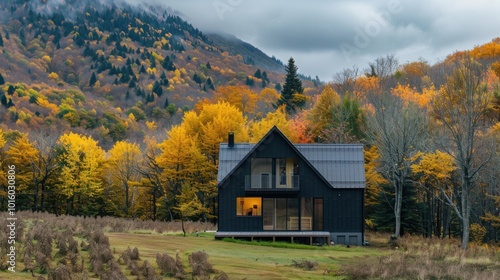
[1,212,500,279]
[106,232,385,279]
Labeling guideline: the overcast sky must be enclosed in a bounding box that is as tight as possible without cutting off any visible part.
[149,0,500,81]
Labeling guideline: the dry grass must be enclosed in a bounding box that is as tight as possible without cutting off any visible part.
[342,234,500,279]
[2,211,499,279]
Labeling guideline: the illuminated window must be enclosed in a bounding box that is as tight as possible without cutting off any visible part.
[236,197,262,216]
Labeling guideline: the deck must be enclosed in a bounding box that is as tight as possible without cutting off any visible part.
[215,231,331,245]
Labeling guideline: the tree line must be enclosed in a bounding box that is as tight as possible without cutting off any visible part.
[1,52,499,251]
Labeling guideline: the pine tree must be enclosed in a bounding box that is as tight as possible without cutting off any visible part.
[275,57,305,114]
[0,73,4,85]
[254,69,262,79]
[89,72,97,87]
[0,33,4,47]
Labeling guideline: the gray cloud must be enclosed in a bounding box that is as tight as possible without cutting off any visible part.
[149,0,500,81]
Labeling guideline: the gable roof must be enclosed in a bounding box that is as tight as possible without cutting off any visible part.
[217,126,366,189]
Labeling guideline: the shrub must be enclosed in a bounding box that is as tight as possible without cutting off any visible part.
[48,265,72,280]
[291,259,318,271]
[189,251,216,279]
[156,252,177,276]
[141,260,159,280]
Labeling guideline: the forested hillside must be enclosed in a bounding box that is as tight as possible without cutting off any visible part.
[0,0,500,251]
[0,0,313,147]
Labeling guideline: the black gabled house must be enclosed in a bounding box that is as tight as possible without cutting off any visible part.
[216,126,366,245]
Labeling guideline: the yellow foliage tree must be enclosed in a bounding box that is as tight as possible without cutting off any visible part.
[6,134,38,193]
[157,126,214,220]
[212,85,258,115]
[249,107,296,143]
[182,101,248,164]
[306,85,340,141]
[58,132,105,213]
[106,141,141,216]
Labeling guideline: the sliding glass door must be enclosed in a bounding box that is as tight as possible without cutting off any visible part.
[262,198,306,231]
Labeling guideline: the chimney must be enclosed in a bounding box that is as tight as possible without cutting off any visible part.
[228,132,234,148]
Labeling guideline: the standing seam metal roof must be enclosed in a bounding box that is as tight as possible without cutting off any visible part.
[218,143,366,189]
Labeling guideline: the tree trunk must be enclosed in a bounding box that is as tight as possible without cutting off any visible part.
[394,180,403,237]
[461,183,471,249]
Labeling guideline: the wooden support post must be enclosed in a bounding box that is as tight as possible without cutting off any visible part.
[273,236,276,242]
[291,236,294,243]
[309,236,313,245]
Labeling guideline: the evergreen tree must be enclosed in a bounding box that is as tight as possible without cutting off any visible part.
[206,62,211,69]
[152,81,163,97]
[371,182,424,236]
[262,71,269,83]
[275,57,305,114]
[0,73,4,85]
[89,72,97,87]
[206,77,214,90]
[0,33,3,47]
[245,76,254,87]
[254,69,262,79]
[275,83,282,92]
[164,97,169,109]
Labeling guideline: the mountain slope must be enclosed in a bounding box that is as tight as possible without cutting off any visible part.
[0,0,303,147]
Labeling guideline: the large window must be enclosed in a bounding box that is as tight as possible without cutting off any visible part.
[263,198,299,230]
[247,158,299,190]
[263,197,323,231]
[276,158,298,188]
[236,197,262,216]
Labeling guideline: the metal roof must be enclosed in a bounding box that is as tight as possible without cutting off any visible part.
[218,142,366,189]
[295,144,365,189]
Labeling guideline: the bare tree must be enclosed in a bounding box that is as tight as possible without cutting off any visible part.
[29,132,62,212]
[432,54,494,249]
[365,91,429,237]
[332,66,359,97]
[365,54,399,89]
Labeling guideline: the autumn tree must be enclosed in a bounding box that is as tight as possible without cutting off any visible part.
[6,134,39,208]
[58,132,105,215]
[176,183,211,236]
[107,141,141,216]
[365,91,429,237]
[432,54,494,249]
[156,126,213,220]
[364,146,387,226]
[307,85,365,143]
[411,151,457,238]
[249,107,295,143]
[137,136,168,220]
[8,132,62,212]
[212,85,258,116]
[183,101,248,164]
[275,57,306,115]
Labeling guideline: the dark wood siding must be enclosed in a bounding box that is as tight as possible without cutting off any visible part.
[331,189,364,232]
[218,129,364,236]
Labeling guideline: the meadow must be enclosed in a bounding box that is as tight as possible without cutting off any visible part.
[1,211,499,279]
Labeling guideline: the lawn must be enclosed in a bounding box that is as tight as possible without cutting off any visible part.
[1,211,499,279]
[105,232,385,279]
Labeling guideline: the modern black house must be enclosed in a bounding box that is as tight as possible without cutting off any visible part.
[215,126,366,245]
